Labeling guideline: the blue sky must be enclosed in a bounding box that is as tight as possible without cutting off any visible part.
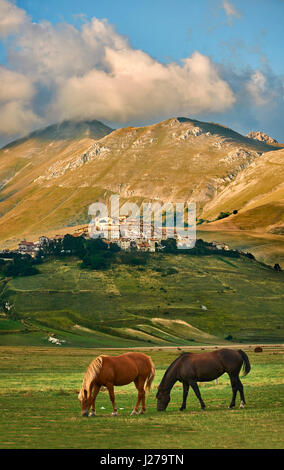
[16,0,284,72]
[0,0,283,144]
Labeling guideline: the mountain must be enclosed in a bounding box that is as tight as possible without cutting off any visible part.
[0,116,282,250]
[200,147,284,236]
[246,131,278,144]
[3,119,113,149]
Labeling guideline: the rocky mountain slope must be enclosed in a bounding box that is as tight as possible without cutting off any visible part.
[0,117,281,247]
[201,147,284,234]
[246,131,278,144]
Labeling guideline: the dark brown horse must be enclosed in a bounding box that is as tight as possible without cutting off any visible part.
[156,348,250,411]
[78,352,155,417]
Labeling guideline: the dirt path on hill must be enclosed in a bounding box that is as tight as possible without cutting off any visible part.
[91,343,284,351]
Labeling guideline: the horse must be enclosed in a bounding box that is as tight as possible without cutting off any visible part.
[156,348,250,412]
[78,352,155,417]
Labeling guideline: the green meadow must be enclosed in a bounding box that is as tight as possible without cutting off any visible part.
[0,252,283,347]
[0,252,283,449]
[0,346,283,449]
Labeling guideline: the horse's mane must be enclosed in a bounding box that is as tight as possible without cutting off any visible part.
[78,355,105,400]
[159,352,190,390]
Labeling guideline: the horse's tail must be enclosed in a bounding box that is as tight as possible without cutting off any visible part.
[238,349,251,376]
[145,357,156,392]
[78,355,104,400]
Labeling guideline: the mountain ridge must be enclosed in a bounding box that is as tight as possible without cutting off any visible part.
[1,119,114,150]
[0,116,283,251]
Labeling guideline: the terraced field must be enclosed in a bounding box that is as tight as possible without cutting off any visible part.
[0,252,283,346]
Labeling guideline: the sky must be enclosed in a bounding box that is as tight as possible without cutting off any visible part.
[0,0,283,146]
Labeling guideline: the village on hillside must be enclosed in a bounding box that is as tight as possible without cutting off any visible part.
[1,215,230,258]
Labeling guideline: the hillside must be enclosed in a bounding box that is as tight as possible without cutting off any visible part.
[0,120,113,247]
[200,147,284,263]
[0,253,283,347]
[0,117,279,248]
[202,147,284,229]
[197,229,284,266]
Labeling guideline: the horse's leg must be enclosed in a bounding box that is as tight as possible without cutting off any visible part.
[89,384,100,417]
[131,377,145,415]
[180,382,189,411]
[139,383,146,415]
[228,375,238,409]
[190,382,206,410]
[106,383,118,416]
[237,377,246,408]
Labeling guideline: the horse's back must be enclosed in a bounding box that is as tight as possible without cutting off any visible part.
[216,348,242,364]
[183,351,224,381]
[99,352,153,386]
[216,348,244,373]
[179,349,243,381]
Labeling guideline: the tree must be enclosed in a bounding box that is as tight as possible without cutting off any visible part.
[62,234,85,256]
[274,263,282,272]
[160,238,177,253]
[217,211,231,220]
[3,254,39,277]
[109,242,121,253]
[81,252,111,270]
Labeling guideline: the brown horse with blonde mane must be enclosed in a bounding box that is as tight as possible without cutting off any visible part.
[78,352,155,417]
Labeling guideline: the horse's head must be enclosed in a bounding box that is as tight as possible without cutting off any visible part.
[156,387,170,411]
[78,388,92,417]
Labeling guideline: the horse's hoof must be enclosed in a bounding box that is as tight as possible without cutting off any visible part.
[139,410,145,415]
[89,411,96,417]
[111,412,118,416]
[130,410,138,416]
[179,408,185,412]
[239,402,245,409]
[228,406,234,410]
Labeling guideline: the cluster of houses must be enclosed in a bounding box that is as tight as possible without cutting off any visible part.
[1,216,230,258]
[209,240,230,251]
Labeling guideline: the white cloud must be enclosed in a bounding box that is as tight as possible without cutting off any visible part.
[0,0,28,37]
[246,70,270,106]
[8,17,129,81]
[0,67,34,102]
[0,67,38,135]
[0,2,236,138]
[0,0,283,143]
[0,100,39,135]
[209,64,284,141]
[52,49,235,123]
[221,0,242,25]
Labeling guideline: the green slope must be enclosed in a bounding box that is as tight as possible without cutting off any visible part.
[1,252,283,347]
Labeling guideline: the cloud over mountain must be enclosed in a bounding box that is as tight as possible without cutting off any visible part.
[52,49,235,123]
[0,0,28,37]
[0,1,283,144]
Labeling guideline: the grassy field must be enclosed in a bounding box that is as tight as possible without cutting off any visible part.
[0,345,283,449]
[1,253,284,347]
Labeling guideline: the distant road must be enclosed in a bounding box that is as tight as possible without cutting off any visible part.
[90,343,284,351]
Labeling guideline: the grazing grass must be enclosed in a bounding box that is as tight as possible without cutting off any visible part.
[0,346,283,449]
